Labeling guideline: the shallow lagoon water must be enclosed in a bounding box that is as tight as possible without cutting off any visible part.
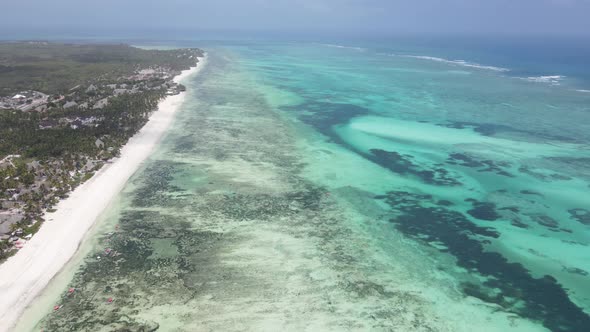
[22,42,590,331]
[258,43,590,331]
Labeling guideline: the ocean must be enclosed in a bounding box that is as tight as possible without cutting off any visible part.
[20,38,590,331]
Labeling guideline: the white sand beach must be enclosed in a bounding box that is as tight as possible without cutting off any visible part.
[0,55,206,332]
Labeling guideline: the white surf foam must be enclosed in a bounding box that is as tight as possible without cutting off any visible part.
[318,43,366,51]
[521,75,565,85]
[393,54,510,72]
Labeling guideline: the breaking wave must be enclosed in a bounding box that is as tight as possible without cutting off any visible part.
[521,75,565,85]
[394,54,510,72]
[318,43,366,51]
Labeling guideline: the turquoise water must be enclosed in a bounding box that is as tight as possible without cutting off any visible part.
[27,41,590,331]
[235,42,590,330]
[240,42,590,329]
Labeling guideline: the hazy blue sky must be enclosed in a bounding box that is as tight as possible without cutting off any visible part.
[2,0,590,38]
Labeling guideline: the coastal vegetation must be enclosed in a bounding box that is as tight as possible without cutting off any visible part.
[0,42,199,97]
[0,42,203,262]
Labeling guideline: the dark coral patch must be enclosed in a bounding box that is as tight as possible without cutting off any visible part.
[519,166,572,182]
[500,206,520,213]
[437,199,454,206]
[369,149,461,186]
[510,218,529,229]
[443,121,577,143]
[466,200,501,221]
[529,214,560,229]
[568,208,590,225]
[282,102,369,139]
[562,266,589,277]
[548,157,590,169]
[447,152,514,177]
[520,190,544,197]
[382,191,499,240]
[41,210,224,331]
[376,191,590,332]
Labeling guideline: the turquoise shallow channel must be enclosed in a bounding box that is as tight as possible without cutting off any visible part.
[22,41,590,331]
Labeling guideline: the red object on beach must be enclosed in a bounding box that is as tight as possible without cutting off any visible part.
[107,297,113,303]
[53,305,61,311]
[68,288,75,294]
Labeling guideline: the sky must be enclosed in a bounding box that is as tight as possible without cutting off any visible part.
[2,0,590,38]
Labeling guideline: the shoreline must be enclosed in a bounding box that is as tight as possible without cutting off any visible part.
[0,55,206,332]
